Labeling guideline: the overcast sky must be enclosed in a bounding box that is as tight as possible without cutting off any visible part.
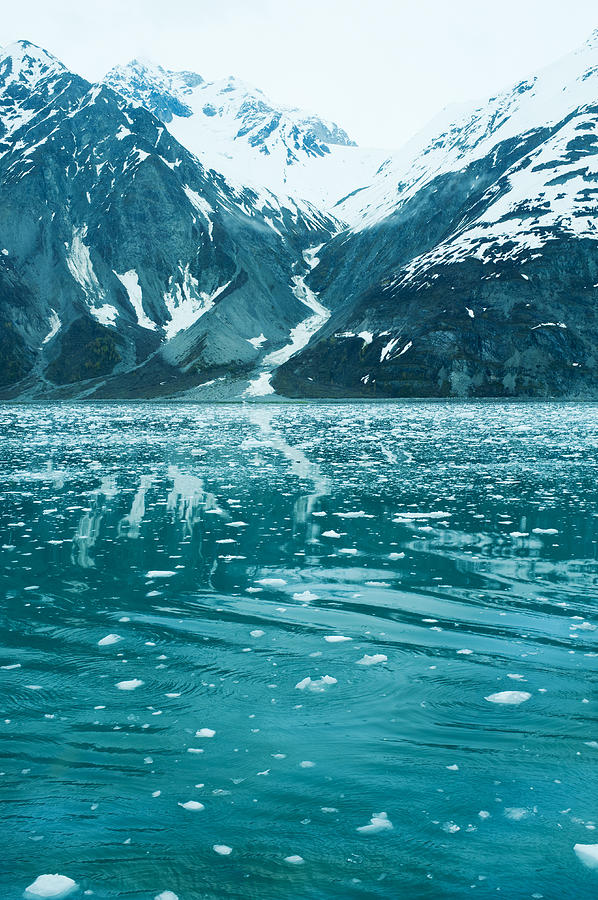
[2,0,597,148]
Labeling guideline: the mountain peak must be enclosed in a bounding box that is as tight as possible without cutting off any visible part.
[0,39,65,88]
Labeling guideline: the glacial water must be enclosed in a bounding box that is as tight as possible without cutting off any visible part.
[0,402,597,900]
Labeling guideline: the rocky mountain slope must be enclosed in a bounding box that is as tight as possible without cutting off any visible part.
[275,30,598,398]
[2,33,598,400]
[0,41,338,400]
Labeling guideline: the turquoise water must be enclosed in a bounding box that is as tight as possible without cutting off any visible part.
[0,402,597,900]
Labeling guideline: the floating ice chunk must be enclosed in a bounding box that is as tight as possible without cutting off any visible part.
[293,591,318,602]
[356,811,393,835]
[339,548,358,555]
[505,808,528,821]
[295,675,337,692]
[284,855,304,865]
[300,761,316,768]
[98,634,122,647]
[485,691,531,705]
[250,630,265,638]
[333,511,374,519]
[574,844,598,869]
[213,845,232,856]
[146,571,176,578]
[24,875,78,898]
[178,800,204,811]
[321,530,341,538]
[195,728,215,738]
[446,764,459,771]
[478,811,491,820]
[116,679,144,691]
[154,893,178,900]
[443,822,460,834]
[257,578,287,586]
[356,654,387,666]
[457,649,473,655]
[324,636,352,643]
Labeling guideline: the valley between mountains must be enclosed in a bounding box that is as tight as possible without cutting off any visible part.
[2,32,598,399]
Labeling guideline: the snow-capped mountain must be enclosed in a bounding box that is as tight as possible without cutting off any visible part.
[104,59,373,210]
[3,31,598,400]
[0,40,338,399]
[276,29,598,398]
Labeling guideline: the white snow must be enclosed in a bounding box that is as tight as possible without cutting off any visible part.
[247,333,267,349]
[66,226,118,326]
[114,270,156,330]
[42,310,61,345]
[245,373,275,397]
[24,875,78,899]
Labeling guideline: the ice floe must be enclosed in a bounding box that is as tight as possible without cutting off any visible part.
[356,812,393,834]
[574,844,598,869]
[116,679,144,691]
[356,654,387,666]
[295,675,337,692]
[98,633,122,646]
[485,691,531,705]
[24,875,78,899]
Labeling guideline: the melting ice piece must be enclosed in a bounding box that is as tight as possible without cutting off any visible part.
[146,571,176,578]
[154,893,179,900]
[357,654,388,666]
[24,874,78,898]
[321,530,341,538]
[116,679,144,691]
[485,691,531,705]
[195,728,215,738]
[98,634,122,646]
[293,591,319,602]
[213,845,233,856]
[257,578,287,586]
[324,636,352,643]
[356,812,393,835]
[295,675,337,692]
[284,855,304,865]
[250,630,265,638]
[574,844,598,869]
[178,801,204,811]
[505,808,528,821]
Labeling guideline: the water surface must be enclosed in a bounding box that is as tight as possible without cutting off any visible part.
[0,402,597,899]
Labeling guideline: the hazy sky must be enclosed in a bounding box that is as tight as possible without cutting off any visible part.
[2,0,597,148]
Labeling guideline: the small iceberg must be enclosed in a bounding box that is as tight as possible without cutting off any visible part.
[574,844,598,869]
[24,875,78,899]
[485,691,531,705]
[356,811,393,835]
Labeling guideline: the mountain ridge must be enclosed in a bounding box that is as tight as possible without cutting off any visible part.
[2,33,598,399]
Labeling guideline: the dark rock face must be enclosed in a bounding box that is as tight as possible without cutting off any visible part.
[0,42,336,399]
[275,108,598,398]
